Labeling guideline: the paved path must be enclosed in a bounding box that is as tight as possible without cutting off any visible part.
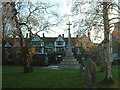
[42,65,60,70]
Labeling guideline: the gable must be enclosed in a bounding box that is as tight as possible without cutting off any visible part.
[55,36,64,42]
[31,35,42,42]
[80,35,90,43]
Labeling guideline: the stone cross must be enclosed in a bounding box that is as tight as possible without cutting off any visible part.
[59,21,80,69]
[67,21,72,31]
[66,21,73,56]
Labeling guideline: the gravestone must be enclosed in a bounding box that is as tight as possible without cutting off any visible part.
[85,58,96,88]
[59,22,80,69]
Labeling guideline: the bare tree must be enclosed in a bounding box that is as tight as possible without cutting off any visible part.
[71,0,120,85]
[101,1,119,84]
[2,1,60,73]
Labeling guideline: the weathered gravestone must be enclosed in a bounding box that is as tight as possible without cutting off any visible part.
[85,58,96,88]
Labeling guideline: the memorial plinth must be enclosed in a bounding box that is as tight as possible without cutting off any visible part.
[59,22,80,69]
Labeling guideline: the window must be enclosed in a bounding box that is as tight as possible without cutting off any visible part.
[46,48,52,52]
[35,48,42,53]
[33,42,42,46]
[57,41,63,45]
[56,47,64,52]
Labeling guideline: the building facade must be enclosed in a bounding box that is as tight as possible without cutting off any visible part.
[112,22,120,60]
[4,33,89,65]
[3,21,120,65]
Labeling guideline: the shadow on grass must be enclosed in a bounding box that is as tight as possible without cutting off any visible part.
[97,78,119,88]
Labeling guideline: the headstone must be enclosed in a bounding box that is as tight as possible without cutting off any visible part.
[85,58,96,88]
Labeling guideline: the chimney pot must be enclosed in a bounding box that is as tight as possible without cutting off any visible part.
[43,33,45,37]
[88,32,91,41]
[76,35,79,38]
[29,31,32,39]
[62,34,64,38]
[26,33,28,38]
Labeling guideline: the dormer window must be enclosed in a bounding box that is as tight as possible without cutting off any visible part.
[54,35,65,47]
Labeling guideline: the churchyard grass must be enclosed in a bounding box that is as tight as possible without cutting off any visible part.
[2,65,119,88]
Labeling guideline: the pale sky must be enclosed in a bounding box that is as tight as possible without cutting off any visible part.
[28,0,118,43]
[33,0,76,37]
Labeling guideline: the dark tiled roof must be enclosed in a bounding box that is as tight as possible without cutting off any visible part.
[5,36,78,47]
[41,37,57,45]
[40,37,76,45]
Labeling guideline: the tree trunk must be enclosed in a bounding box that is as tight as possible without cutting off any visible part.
[100,58,106,72]
[24,59,33,73]
[2,21,6,65]
[10,2,33,73]
[2,39,6,65]
[99,46,106,72]
[22,46,33,73]
[102,1,115,85]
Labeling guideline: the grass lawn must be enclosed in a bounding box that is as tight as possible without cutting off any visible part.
[2,65,120,88]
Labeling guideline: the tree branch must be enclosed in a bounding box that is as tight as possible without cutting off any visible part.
[109,17,120,21]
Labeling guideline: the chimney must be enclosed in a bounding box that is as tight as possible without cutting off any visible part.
[13,31,16,39]
[62,34,64,38]
[76,35,79,38]
[29,31,33,39]
[43,33,45,37]
[26,33,28,38]
[13,31,16,43]
[88,32,91,41]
